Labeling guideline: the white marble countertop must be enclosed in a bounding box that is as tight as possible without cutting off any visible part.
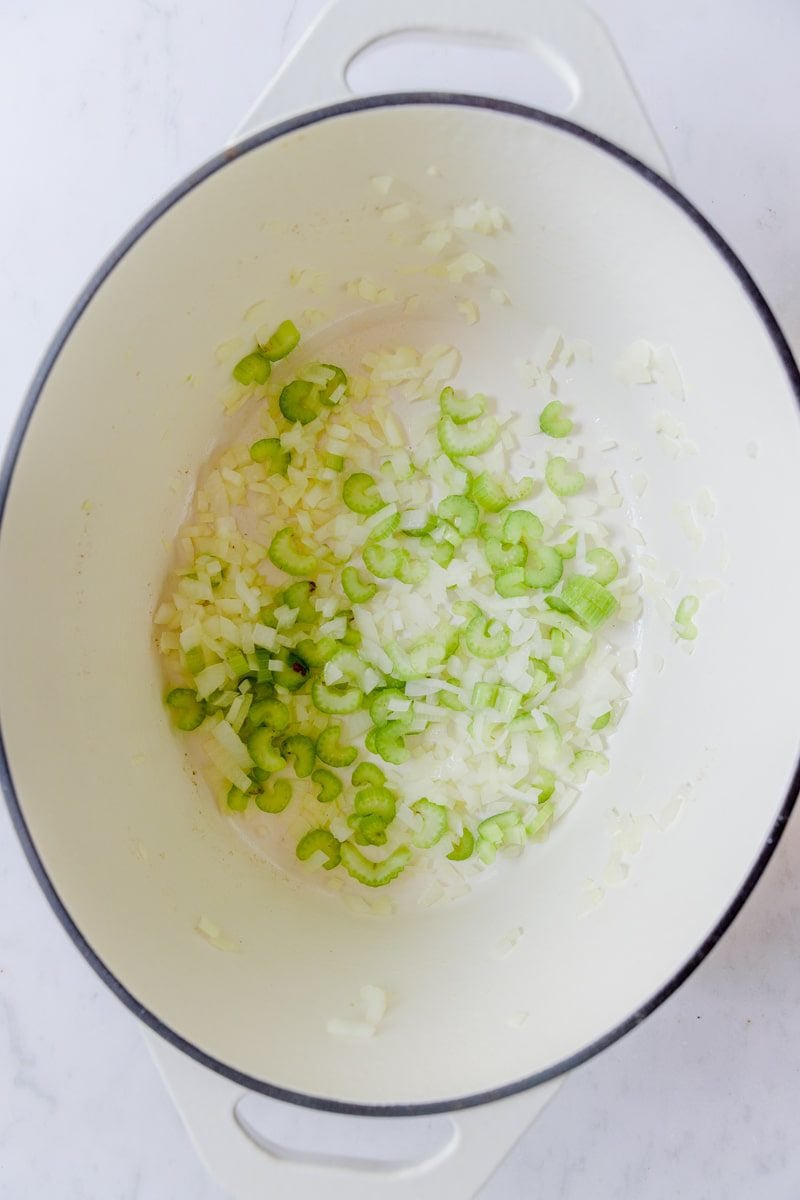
[1,1,799,1197]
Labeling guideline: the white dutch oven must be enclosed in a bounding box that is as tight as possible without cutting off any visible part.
[2,0,800,1196]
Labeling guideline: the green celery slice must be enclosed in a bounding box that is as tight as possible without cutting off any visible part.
[250,437,289,474]
[339,843,411,887]
[412,799,448,848]
[233,351,271,386]
[352,762,386,787]
[343,472,385,516]
[316,724,358,767]
[558,575,618,629]
[545,456,585,497]
[447,828,474,861]
[465,614,511,659]
[469,472,510,513]
[296,829,341,869]
[439,386,487,424]
[586,547,619,585]
[281,733,316,778]
[165,688,206,731]
[438,413,498,458]
[342,565,378,604]
[312,768,342,803]
[311,679,363,715]
[268,528,317,576]
[524,544,563,588]
[539,400,572,438]
[261,319,300,361]
[279,379,322,425]
[255,778,293,812]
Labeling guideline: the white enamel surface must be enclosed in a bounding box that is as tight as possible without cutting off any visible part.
[1,99,799,1116]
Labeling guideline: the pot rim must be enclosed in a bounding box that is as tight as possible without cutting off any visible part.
[2,91,799,1118]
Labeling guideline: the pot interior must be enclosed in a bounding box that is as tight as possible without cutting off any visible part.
[1,100,799,1108]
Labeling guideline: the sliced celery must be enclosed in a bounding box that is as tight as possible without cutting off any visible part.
[555,532,578,559]
[363,542,403,579]
[250,437,289,475]
[354,785,397,823]
[311,679,363,715]
[312,767,342,803]
[296,829,340,869]
[676,595,700,626]
[273,650,310,692]
[399,510,438,537]
[294,636,337,667]
[282,579,317,623]
[495,685,522,719]
[573,749,609,778]
[558,575,618,630]
[586,547,619,585]
[528,658,554,695]
[478,810,521,846]
[495,568,527,598]
[339,843,411,887]
[233,351,271,386]
[366,512,401,542]
[539,400,572,438]
[471,681,498,709]
[438,413,498,458]
[247,729,286,773]
[533,769,555,802]
[342,472,385,516]
[351,814,389,846]
[439,386,487,424]
[485,538,525,571]
[184,645,206,676]
[437,494,479,537]
[369,687,409,727]
[281,733,316,778]
[447,828,474,861]
[412,799,447,848]
[524,543,563,588]
[261,319,300,361]
[545,456,585,497]
[279,379,322,425]
[341,565,378,604]
[248,697,290,731]
[465,614,511,659]
[226,785,251,812]
[255,778,293,812]
[469,472,510,513]
[226,647,250,679]
[502,509,543,544]
[396,556,428,586]
[427,538,455,567]
[352,761,386,787]
[316,724,358,767]
[165,688,206,731]
[307,363,348,405]
[268,528,317,576]
[373,722,410,765]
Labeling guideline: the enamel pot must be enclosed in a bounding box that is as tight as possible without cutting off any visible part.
[1,1,799,1196]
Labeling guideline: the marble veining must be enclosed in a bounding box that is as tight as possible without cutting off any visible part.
[1,1,799,1197]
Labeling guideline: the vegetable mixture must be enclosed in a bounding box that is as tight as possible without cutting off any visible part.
[155,320,638,893]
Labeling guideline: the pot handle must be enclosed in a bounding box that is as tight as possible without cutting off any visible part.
[232,0,669,176]
[145,1030,562,1200]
